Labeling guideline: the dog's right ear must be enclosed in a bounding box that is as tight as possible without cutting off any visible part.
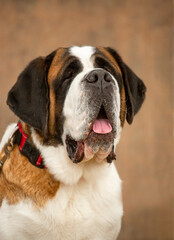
[7,51,56,133]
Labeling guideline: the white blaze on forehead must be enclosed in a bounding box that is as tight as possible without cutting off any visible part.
[70,46,95,70]
[63,46,97,140]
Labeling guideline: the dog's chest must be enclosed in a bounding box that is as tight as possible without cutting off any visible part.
[0,164,123,240]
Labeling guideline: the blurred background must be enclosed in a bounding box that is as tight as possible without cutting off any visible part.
[0,0,173,239]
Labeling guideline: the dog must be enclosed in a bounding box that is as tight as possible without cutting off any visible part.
[0,46,146,240]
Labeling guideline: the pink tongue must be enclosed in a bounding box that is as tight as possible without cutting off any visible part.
[92,119,112,134]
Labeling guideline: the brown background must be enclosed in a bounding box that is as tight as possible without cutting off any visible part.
[0,0,173,239]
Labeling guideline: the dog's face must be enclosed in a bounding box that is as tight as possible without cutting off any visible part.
[7,46,146,164]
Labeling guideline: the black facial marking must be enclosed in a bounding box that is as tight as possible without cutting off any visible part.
[94,56,122,91]
[62,60,82,83]
[106,146,116,163]
[53,58,82,100]
[65,136,84,163]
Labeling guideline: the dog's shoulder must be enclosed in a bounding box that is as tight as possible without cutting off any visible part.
[0,124,59,207]
[0,124,123,240]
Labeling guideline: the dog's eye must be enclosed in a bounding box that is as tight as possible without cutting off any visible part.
[95,57,114,74]
[62,60,80,82]
[95,57,122,89]
[63,70,74,80]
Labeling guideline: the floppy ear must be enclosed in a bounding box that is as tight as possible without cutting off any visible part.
[7,52,55,133]
[123,64,146,124]
[106,47,146,124]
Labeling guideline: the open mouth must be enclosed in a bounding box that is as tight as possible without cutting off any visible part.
[92,105,112,134]
[65,104,116,164]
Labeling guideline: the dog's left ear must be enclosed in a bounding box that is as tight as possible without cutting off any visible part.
[106,47,146,124]
[7,52,55,133]
[122,63,146,124]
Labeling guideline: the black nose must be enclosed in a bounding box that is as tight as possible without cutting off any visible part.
[86,69,112,84]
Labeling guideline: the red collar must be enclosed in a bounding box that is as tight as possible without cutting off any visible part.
[14,122,44,169]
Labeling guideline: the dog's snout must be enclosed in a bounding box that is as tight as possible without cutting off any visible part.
[86,69,112,84]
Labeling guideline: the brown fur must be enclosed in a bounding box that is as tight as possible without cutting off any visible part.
[98,47,122,75]
[0,144,59,207]
[120,86,126,126]
[48,48,67,135]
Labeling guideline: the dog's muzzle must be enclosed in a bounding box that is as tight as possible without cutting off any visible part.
[64,69,118,164]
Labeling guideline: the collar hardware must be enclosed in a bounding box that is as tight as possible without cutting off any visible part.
[0,132,17,170]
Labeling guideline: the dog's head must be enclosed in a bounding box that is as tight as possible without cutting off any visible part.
[7,46,146,163]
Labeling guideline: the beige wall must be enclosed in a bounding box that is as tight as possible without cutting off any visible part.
[0,0,173,239]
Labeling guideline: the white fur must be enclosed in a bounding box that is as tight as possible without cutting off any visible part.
[64,46,97,140]
[0,46,123,239]
[32,132,84,185]
[70,46,95,71]
[0,123,18,152]
[0,126,123,240]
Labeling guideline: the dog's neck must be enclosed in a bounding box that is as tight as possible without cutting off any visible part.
[31,127,116,186]
[15,121,116,186]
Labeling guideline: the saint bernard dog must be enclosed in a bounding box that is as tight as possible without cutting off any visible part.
[0,46,146,240]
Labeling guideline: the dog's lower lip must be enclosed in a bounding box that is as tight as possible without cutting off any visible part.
[65,136,84,163]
